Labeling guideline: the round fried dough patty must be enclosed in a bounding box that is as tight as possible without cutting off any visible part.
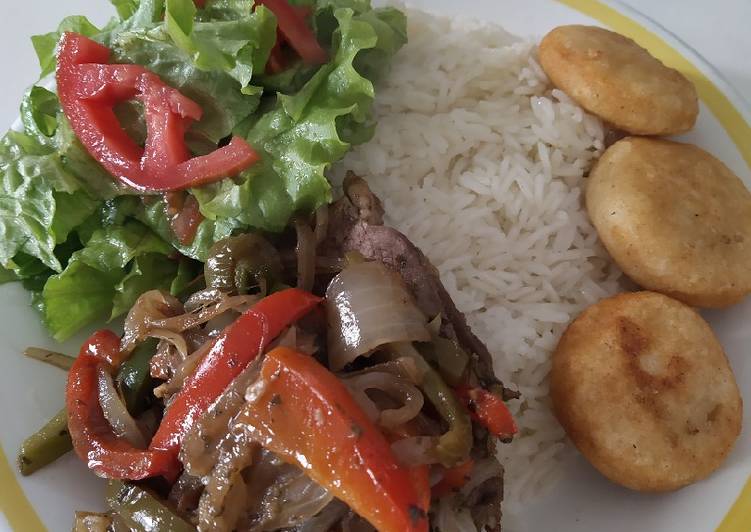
[587,137,751,308]
[551,291,742,492]
[538,25,698,135]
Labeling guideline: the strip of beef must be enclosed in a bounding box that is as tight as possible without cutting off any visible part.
[323,173,517,401]
[322,173,517,531]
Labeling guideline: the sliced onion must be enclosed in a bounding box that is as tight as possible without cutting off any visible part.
[121,290,183,354]
[342,382,380,423]
[153,338,213,400]
[242,450,333,531]
[154,294,258,333]
[343,357,425,385]
[180,360,263,477]
[342,372,424,429]
[295,218,316,292]
[325,261,431,370]
[97,366,146,449]
[435,495,478,532]
[146,329,188,360]
[271,326,318,356]
[298,500,349,532]
[390,436,439,466]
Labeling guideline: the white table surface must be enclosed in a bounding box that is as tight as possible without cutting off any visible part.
[1,0,749,129]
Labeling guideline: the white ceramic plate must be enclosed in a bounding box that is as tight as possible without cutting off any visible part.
[1,1,750,531]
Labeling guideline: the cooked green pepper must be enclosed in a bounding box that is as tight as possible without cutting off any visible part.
[205,234,282,294]
[106,480,196,532]
[389,342,472,467]
[418,337,469,387]
[17,407,72,476]
[117,338,158,416]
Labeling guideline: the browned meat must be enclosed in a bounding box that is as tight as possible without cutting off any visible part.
[323,175,517,400]
[322,174,515,531]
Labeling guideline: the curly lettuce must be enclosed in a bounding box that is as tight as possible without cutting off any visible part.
[2,0,406,340]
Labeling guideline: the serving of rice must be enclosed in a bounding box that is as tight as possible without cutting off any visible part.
[336,8,622,520]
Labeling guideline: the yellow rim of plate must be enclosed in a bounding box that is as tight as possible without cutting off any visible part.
[2,1,751,531]
[0,445,46,531]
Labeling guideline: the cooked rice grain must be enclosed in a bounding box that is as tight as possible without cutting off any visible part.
[334,9,622,518]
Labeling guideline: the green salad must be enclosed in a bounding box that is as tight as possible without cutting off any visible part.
[0,0,406,341]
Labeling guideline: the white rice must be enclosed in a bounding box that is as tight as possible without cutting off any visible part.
[335,8,622,521]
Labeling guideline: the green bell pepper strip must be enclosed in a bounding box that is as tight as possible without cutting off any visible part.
[17,407,73,476]
[389,342,473,467]
[117,338,158,416]
[106,480,195,532]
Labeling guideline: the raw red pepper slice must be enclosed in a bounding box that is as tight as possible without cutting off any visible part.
[456,387,518,438]
[241,347,430,532]
[256,0,327,67]
[166,191,204,245]
[66,330,175,480]
[149,289,322,459]
[56,32,258,192]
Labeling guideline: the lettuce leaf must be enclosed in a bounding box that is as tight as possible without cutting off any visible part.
[9,0,405,341]
[110,0,140,21]
[111,252,179,317]
[31,16,102,78]
[41,220,176,340]
[193,6,406,237]
[0,132,84,271]
[42,260,120,341]
[110,27,263,142]
[166,0,276,93]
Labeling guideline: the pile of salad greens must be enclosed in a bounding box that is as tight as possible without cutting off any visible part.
[0,0,406,341]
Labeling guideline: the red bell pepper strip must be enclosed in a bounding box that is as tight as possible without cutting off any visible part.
[56,32,258,192]
[455,387,518,439]
[166,192,204,245]
[240,346,430,532]
[432,458,474,497]
[66,330,175,479]
[149,289,322,460]
[256,0,327,66]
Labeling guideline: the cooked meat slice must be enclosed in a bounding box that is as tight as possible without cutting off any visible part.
[343,172,385,225]
[323,174,513,531]
[324,177,517,399]
[324,172,384,253]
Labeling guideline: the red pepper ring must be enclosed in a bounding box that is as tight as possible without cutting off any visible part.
[56,32,259,192]
[66,330,176,480]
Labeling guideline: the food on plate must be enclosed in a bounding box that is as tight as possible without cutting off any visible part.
[587,137,751,307]
[8,0,748,526]
[340,9,624,510]
[28,176,517,531]
[538,25,698,135]
[0,0,407,341]
[551,291,742,492]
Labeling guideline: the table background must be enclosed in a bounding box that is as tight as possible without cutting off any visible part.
[1,0,749,129]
